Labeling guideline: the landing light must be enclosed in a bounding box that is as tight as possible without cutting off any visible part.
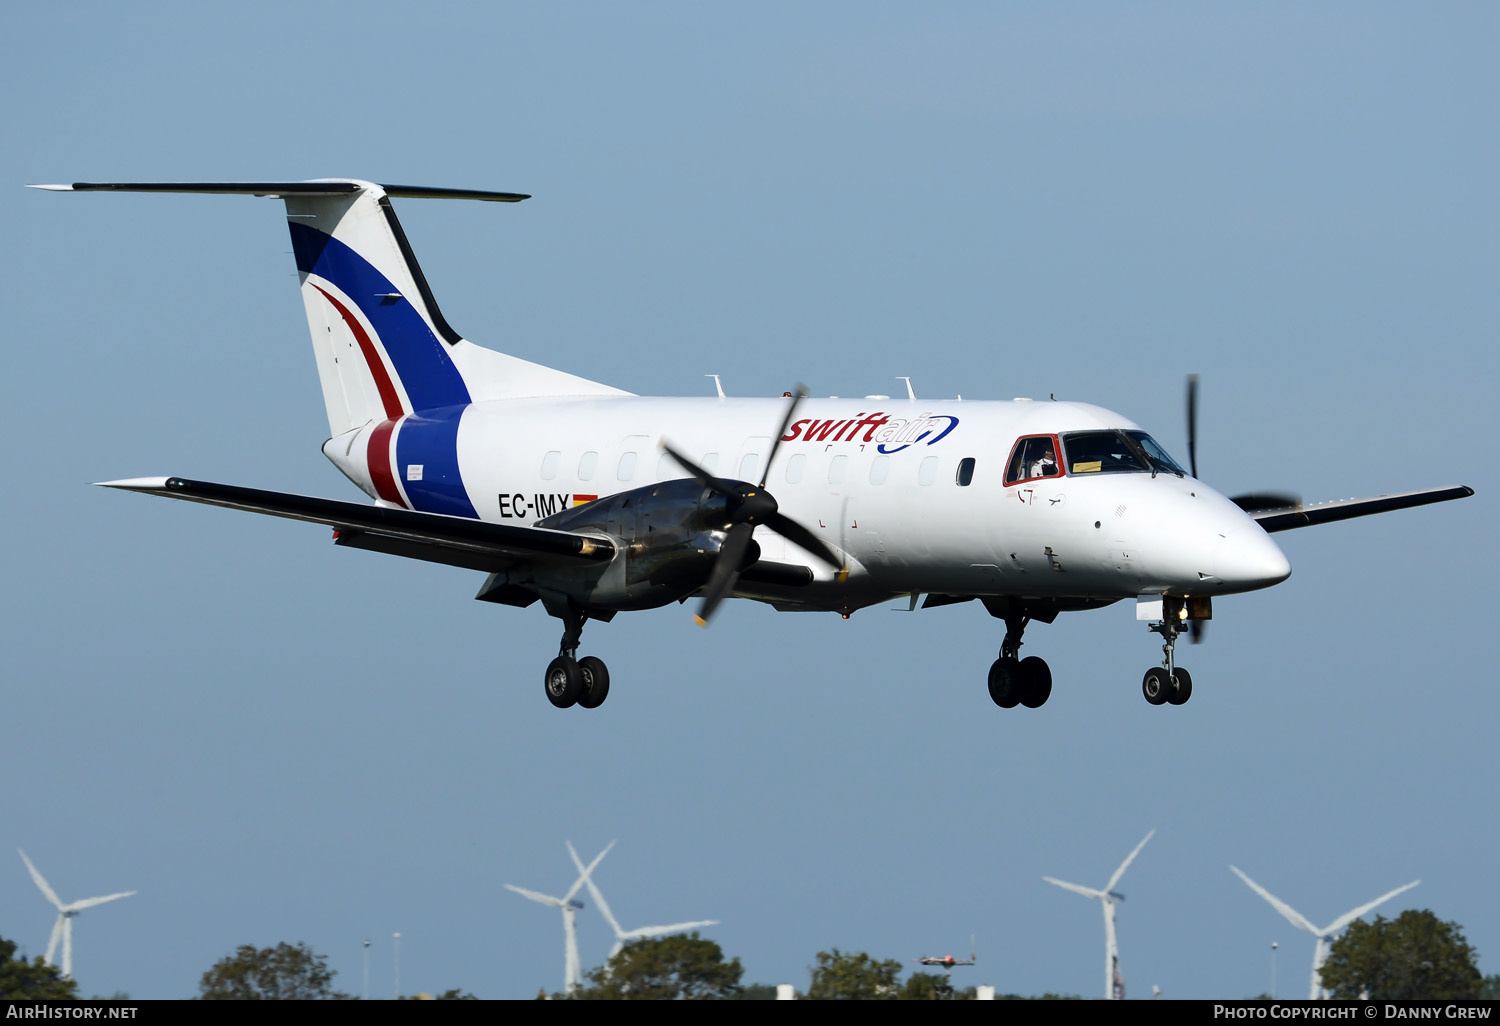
[1178,606,1189,621]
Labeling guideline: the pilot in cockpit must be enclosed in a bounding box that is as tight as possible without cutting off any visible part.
[1027,439,1058,479]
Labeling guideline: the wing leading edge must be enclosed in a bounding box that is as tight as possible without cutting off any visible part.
[1251,485,1473,533]
[97,477,614,572]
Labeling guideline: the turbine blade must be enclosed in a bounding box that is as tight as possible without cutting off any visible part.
[1106,829,1155,893]
[18,850,64,910]
[622,920,718,940]
[567,841,626,936]
[564,840,616,903]
[505,884,564,908]
[1044,876,1105,900]
[1324,880,1421,935]
[65,890,136,913]
[582,876,626,938]
[45,915,63,965]
[1230,866,1319,935]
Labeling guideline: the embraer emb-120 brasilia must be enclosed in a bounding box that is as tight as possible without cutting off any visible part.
[37,179,1473,711]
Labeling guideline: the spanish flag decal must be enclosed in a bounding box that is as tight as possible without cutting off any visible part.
[572,494,598,507]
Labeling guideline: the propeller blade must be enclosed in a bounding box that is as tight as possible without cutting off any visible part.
[1231,492,1302,514]
[661,442,731,495]
[696,523,755,625]
[1186,374,1199,479]
[1189,619,1206,644]
[758,384,807,489]
[764,511,841,568]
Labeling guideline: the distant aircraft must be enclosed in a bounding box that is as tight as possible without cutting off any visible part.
[34,180,1473,710]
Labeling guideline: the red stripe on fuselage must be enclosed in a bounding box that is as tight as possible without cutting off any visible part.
[367,418,407,508]
[312,283,404,420]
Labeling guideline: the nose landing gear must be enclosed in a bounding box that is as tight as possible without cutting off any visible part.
[987,614,1053,709]
[1143,616,1192,706]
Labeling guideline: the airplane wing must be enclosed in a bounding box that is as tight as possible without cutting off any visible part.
[97,477,614,572]
[1251,486,1473,534]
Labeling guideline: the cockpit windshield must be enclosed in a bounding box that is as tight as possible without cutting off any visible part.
[1062,430,1188,478]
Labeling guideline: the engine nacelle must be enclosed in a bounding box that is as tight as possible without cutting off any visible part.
[534,478,748,611]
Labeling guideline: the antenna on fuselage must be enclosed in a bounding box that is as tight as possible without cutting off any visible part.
[897,376,915,400]
[706,374,725,398]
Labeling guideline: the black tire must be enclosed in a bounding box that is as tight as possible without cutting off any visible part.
[988,658,1022,708]
[577,656,611,709]
[545,656,583,709]
[1167,667,1192,706]
[1142,667,1170,706]
[1019,656,1053,708]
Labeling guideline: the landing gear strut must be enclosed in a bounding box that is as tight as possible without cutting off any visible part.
[544,603,610,710]
[1142,617,1192,706]
[987,614,1052,709]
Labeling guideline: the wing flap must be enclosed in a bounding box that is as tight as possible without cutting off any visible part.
[1252,485,1473,533]
[98,477,614,565]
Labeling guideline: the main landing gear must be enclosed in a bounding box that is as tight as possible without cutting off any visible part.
[544,603,610,710]
[1142,617,1192,707]
[987,614,1052,709]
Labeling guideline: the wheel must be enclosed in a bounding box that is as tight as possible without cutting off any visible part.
[1019,656,1053,708]
[577,656,611,709]
[1142,667,1170,706]
[1167,667,1192,706]
[544,656,583,708]
[988,658,1022,708]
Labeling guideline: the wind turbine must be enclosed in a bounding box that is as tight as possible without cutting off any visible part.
[18,849,135,980]
[1230,866,1419,1000]
[567,842,718,961]
[507,842,614,995]
[1044,829,1155,1000]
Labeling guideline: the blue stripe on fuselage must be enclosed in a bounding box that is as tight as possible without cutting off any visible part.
[288,222,471,412]
[394,406,477,518]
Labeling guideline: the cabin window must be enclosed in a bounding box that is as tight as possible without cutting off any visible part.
[578,451,598,481]
[617,452,637,481]
[918,455,939,486]
[785,453,806,485]
[955,457,976,486]
[1005,435,1063,485]
[540,451,561,481]
[700,453,719,475]
[828,455,848,484]
[869,455,890,485]
[739,453,760,482]
[656,452,678,481]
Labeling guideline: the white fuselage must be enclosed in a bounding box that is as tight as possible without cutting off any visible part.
[325,394,1291,614]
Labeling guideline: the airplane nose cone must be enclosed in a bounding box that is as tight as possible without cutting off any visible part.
[1215,527,1291,592]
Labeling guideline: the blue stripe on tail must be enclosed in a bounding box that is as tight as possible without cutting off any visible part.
[289,222,471,412]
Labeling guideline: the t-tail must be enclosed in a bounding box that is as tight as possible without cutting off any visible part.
[33,179,628,515]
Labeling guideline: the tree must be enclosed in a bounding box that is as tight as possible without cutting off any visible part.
[0,936,78,1000]
[806,948,903,1000]
[1319,910,1482,1000]
[199,942,349,1000]
[571,932,743,1000]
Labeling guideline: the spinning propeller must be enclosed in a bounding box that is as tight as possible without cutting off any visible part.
[662,386,842,625]
[1183,374,1301,643]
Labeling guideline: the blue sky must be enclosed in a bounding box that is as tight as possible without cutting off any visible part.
[2,1,1494,999]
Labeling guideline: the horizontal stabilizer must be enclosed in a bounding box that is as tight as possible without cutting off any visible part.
[30,181,529,201]
[1252,485,1473,533]
[97,477,613,566]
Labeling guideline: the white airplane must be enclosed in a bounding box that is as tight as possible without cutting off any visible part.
[34,179,1473,711]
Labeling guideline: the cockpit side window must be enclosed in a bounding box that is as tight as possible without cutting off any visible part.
[1004,434,1063,485]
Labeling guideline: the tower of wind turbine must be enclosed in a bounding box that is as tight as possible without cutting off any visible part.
[18,849,135,980]
[1044,829,1155,1000]
[506,842,614,995]
[567,842,718,960]
[1230,866,1419,999]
